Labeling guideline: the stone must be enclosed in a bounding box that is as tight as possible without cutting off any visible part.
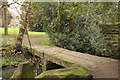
[35,67,92,80]
[11,61,34,78]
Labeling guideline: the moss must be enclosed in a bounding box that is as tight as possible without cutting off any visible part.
[54,55,74,64]
[20,63,34,78]
[35,67,91,78]
[24,45,79,67]
[45,53,77,67]
[10,74,20,78]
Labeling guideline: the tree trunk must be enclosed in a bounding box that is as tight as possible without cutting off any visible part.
[2,3,4,28]
[118,2,120,57]
[3,2,8,35]
[16,17,28,50]
[57,0,60,33]
[16,27,26,50]
[16,10,29,50]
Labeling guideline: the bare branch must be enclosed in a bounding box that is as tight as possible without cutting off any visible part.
[14,6,21,15]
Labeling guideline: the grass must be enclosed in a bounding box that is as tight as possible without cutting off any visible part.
[41,39,52,46]
[0,27,51,47]
[0,28,46,35]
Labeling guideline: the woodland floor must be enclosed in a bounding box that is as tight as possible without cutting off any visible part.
[1,34,48,78]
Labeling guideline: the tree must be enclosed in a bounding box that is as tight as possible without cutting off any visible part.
[15,2,33,50]
[25,2,45,32]
[0,1,16,35]
[2,2,8,35]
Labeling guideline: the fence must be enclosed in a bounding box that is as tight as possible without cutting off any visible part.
[99,22,119,53]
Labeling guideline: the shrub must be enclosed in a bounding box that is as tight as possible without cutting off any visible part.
[46,14,113,57]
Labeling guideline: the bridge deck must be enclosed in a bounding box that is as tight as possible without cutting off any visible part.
[23,44,119,78]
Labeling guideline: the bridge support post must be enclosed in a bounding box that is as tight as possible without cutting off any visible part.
[42,54,46,72]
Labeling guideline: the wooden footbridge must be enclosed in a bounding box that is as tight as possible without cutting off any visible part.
[23,43,119,79]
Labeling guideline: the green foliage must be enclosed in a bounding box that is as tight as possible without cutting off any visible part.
[45,2,114,56]
[22,2,58,32]
[48,15,113,56]
[26,2,118,31]
[29,24,44,32]
[22,2,57,32]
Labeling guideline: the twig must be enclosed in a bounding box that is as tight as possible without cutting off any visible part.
[25,3,33,50]
[25,27,32,49]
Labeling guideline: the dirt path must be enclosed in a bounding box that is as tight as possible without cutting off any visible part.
[23,34,49,46]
